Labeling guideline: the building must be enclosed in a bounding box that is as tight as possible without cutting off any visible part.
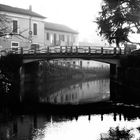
[0,4,79,51]
[44,22,79,47]
[0,4,46,50]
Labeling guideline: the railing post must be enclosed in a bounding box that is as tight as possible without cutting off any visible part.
[88,46,91,54]
[60,46,62,53]
[101,47,103,54]
[20,47,23,54]
[119,47,121,54]
[34,47,36,54]
[70,46,72,53]
[114,47,116,55]
[47,47,49,53]
[65,46,67,54]
[76,46,78,54]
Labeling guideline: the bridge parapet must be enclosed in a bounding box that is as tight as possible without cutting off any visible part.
[0,46,126,56]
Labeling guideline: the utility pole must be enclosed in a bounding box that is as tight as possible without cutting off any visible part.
[29,5,32,46]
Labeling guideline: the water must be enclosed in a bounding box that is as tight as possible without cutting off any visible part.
[38,79,110,104]
[21,77,110,104]
[1,72,140,139]
[1,113,140,140]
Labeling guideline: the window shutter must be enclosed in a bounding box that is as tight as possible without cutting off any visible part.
[33,23,37,35]
[13,20,18,33]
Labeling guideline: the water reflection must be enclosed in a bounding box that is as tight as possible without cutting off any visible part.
[44,79,110,104]
[1,112,140,140]
[21,78,110,104]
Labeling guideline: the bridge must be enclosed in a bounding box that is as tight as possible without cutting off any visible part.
[1,46,137,103]
[0,46,127,65]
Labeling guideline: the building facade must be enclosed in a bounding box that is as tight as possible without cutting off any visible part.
[0,4,79,51]
[0,4,45,50]
[44,22,79,47]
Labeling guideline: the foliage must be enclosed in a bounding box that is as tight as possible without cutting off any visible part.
[0,14,11,37]
[0,14,29,40]
[99,126,134,140]
[96,0,140,47]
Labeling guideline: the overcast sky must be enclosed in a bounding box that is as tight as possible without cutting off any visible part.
[0,0,105,44]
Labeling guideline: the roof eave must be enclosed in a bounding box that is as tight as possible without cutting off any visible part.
[45,27,78,34]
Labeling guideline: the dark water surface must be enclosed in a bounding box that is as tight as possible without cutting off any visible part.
[1,75,140,140]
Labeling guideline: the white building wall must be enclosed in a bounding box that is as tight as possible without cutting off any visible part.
[0,12,45,49]
[44,29,78,47]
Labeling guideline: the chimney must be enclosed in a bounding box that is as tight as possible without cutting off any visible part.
[29,5,32,11]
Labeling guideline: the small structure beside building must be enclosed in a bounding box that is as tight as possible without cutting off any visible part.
[45,22,78,47]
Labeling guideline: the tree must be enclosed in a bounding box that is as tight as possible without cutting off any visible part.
[0,14,11,37]
[96,0,140,47]
[0,14,29,40]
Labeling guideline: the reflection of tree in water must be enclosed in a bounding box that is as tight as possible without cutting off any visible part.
[99,126,133,140]
[0,71,12,94]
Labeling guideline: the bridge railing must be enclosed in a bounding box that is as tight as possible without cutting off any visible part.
[0,46,126,56]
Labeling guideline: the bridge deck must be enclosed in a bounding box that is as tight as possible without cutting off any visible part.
[0,46,126,64]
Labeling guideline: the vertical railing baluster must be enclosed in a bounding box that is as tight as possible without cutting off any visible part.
[101,47,103,54]
[60,46,62,54]
[47,47,49,54]
[76,46,78,54]
[88,46,91,54]
[114,47,116,55]
[120,48,121,55]
[70,46,72,53]
[65,46,67,54]
[20,47,23,54]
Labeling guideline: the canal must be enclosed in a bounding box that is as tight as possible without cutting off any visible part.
[0,65,140,140]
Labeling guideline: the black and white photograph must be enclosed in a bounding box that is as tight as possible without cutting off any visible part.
[0,0,140,139]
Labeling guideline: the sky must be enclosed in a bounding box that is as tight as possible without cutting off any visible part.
[0,0,106,45]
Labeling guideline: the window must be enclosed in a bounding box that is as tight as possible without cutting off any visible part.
[46,32,50,40]
[12,42,19,47]
[11,41,19,50]
[72,36,76,43]
[13,20,18,33]
[59,34,61,41]
[33,23,37,35]
[67,35,70,43]
[62,35,65,41]
[54,33,57,45]
[59,34,65,41]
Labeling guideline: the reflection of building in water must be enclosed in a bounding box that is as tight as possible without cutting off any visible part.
[78,79,110,102]
[40,79,110,104]
[44,86,79,104]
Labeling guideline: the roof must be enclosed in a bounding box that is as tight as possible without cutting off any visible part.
[45,22,78,34]
[0,4,46,19]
